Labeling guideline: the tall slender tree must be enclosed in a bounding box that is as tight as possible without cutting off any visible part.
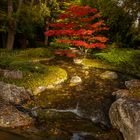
[6,0,23,50]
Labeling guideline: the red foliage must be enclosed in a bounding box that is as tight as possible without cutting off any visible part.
[80,13,101,22]
[54,49,76,58]
[87,43,106,49]
[49,23,77,29]
[88,36,108,43]
[44,5,109,57]
[65,5,97,17]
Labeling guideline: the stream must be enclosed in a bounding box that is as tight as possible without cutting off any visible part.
[0,58,129,140]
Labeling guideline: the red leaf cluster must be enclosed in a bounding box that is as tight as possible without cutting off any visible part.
[57,39,106,49]
[65,6,97,17]
[49,23,77,29]
[45,5,109,56]
[45,29,94,36]
[88,36,108,43]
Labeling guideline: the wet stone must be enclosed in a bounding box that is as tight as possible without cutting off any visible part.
[100,71,118,80]
[73,58,83,64]
[70,76,82,85]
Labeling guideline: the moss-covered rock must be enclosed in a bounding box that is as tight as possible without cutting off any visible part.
[0,66,67,94]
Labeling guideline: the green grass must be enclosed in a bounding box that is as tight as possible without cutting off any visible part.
[0,48,54,71]
[0,48,67,93]
[95,48,140,65]
[94,48,140,77]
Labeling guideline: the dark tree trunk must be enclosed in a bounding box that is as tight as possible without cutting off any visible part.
[1,33,6,48]
[6,0,14,50]
[19,35,28,49]
[6,29,15,50]
[6,0,23,50]
[44,17,50,46]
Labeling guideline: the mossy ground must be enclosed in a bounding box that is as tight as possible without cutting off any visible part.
[0,47,139,93]
[83,48,140,78]
[0,48,67,92]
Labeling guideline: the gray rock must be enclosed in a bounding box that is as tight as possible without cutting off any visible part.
[0,104,33,128]
[125,79,140,89]
[100,71,118,80]
[112,89,130,99]
[109,98,140,140]
[70,76,82,85]
[0,82,32,105]
[73,58,83,64]
[3,70,23,79]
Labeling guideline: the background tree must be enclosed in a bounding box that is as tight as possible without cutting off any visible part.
[0,1,7,48]
[80,0,139,47]
[6,0,23,50]
[0,0,59,49]
[17,0,51,48]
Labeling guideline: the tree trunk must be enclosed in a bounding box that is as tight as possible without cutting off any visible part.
[44,30,49,45]
[19,35,28,49]
[6,0,14,50]
[2,32,6,48]
[6,29,15,50]
[44,17,50,46]
[6,0,23,50]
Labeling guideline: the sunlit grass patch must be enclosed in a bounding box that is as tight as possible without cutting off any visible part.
[0,48,67,91]
[81,58,112,69]
[0,66,67,91]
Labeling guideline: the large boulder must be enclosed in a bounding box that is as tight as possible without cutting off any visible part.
[0,103,33,128]
[0,82,32,105]
[109,98,140,140]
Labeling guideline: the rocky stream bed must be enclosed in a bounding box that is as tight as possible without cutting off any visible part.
[0,58,140,140]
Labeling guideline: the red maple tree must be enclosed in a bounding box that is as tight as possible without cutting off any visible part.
[45,5,109,57]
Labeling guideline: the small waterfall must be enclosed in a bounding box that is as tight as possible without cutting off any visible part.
[48,102,81,117]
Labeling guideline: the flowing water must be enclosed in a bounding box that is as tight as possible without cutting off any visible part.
[0,58,129,140]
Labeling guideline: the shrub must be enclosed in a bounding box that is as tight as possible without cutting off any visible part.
[45,5,109,57]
